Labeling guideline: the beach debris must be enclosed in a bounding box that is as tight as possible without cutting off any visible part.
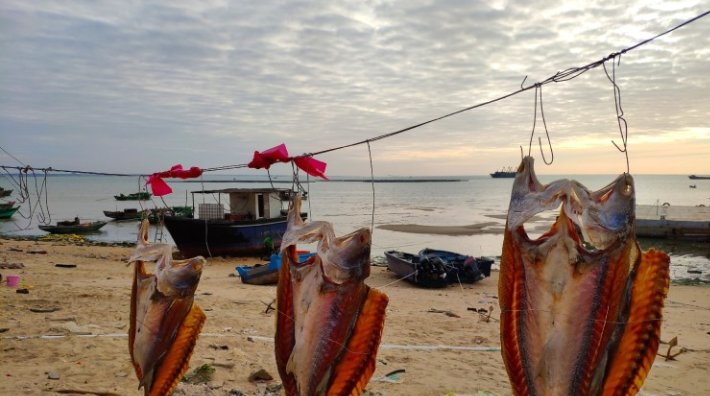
[15,288,29,294]
[499,157,670,395]
[275,195,389,396]
[229,389,247,396]
[30,307,60,313]
[374,369,406,383]
[261,298,276,314]
[27,249,47,254]
[55,389,123,396]
[181,364,215,384]
[129,220,206,396]
[659,336,687,361]
[427,308,461,318]
[8,247,23,252]
[48,371,60,380]
[0,262,24,269]
[249,368,274,382]
[0,328,8,333]
[55,263,77,268]
[208,343,229,350]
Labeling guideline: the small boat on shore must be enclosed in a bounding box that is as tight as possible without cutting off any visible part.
[164,188,307,257]
[0,206,19,219]
[103,208,144,221]
[114,192,152,201]
[384,250,449,288]
[0,188,12,197]
[236,251,314,285]
[0,201,16,209]
[419,248,494,282]
[39,220,108,234]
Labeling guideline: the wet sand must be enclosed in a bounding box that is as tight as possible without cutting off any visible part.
[1,238,709,396]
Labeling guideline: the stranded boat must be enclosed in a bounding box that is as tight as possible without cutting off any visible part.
[419,248,494,282]
[236,251,315,285]
[114,192,152,201]
[384,250,449,288]
[39,220,108,234]
[0,206,19,219]
[164,188,307,258]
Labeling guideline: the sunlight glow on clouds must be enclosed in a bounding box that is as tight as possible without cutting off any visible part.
[1,0,709,175]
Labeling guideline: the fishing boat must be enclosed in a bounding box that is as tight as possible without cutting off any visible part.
[688,175,710,180]
[114,192,152,201]
[103,208,144,221]
[490,167,516,178]
[236,251,314,285]
[164,188,307,258]
[38,220,108,234]
[0,188,12,197]
[0,206,19,219]
[0,201,15,209]
[419,248,494,282]
[146,206,193,224]
[384,250,449,288]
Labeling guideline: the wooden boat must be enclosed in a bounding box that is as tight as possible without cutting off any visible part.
[38,220,108,234]
[419,248,494,283]
[0,206,19,219]
[384,250,449,288]
[236,251,314,285]
[164,188,307,257]
[103,208,144,221]
[0,188,12,197]
[0,201,15,209]
[114,192,152,201]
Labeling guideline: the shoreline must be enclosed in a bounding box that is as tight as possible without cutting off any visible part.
[1,238,709,395]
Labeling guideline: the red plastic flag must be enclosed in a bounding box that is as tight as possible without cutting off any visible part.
[146,165,203,197]
[294,156,328,180]
[248,143,290,170]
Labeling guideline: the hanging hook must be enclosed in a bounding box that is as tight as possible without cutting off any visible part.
[602,56,630,174]
[537,85,554,165]
[527,85,539,158]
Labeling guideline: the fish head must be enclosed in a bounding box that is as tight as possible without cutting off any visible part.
[155,256,205,298]
[320,227,372,284]
[508,156,571,230]
[570,173,635,249]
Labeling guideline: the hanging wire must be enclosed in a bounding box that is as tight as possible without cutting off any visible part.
[366,141,376,234]
[526,84,554,165]
[603,58,630,174]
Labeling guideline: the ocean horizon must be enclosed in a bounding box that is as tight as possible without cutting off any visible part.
[1,173,709,282]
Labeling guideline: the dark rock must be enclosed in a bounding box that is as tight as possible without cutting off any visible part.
[230,390,246,396]
[248,368,274,382]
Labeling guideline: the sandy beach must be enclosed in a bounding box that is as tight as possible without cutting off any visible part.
[1,237,709,396]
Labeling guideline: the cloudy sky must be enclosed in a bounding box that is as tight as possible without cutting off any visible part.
[1,1,709,177]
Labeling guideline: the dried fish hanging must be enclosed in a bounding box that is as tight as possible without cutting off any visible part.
[128,220,207,396]
[275,195,389,396]
[498,157,670,395]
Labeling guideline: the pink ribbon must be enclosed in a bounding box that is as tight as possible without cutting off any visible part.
[146,165,203,196]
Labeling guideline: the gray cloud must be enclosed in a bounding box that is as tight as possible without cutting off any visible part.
[1,0,709,175]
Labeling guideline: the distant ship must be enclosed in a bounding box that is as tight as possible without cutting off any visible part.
[688,175,710,180]
[490,167,517,178]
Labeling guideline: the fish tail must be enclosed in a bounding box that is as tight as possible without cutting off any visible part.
[327,287,389,396]
[601,248,670,396]
[147,304,206,396]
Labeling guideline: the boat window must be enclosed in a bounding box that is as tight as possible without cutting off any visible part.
[257,193,265,219]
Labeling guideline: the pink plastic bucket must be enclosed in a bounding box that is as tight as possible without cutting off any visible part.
[6,275,20,288]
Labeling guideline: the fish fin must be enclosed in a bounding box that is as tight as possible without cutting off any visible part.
[327,287,389,396]
[129,260,150,381]
[146,304,206,396]
[601,249,669,396]
[275,246,298,396]
[498,228,532,396]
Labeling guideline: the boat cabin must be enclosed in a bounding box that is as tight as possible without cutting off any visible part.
[189,188,294,221]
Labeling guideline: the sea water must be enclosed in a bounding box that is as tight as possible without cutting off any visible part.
[1,173,708,282]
